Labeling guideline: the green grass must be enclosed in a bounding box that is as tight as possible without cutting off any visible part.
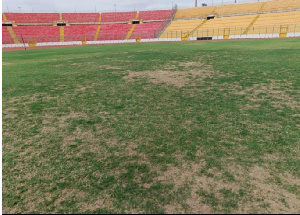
[3,39,300,214]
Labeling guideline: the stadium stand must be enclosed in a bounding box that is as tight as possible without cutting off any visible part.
[139,10,173,21]
[12,26,60,43]
[2,0,300,45]
[174,6,216,20]
[64,25,98,41]
[62,13,100,23]
[2,27,14,44]
[248,11,300,34]
[215,2,264,16]
[101,12,137,22]
[96,24,132,40]
[160,19,204,38]
[263,0,300,12]
[198,15,257,36]
[131,22,166,39]
[5,13,59,24]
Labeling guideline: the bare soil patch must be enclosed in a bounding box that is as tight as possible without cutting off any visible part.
[248,166,300,213]
[124,67,215,88]
[236,81,299,110]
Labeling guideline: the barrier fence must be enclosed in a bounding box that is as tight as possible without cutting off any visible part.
[160,24,300,39]
[2,24,300,47]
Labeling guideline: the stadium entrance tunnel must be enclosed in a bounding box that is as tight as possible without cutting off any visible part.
[197,37,213,41]
[2,23,12,27]
[206,15,215,20]
[132,20,140,24]
[57,22,66,26]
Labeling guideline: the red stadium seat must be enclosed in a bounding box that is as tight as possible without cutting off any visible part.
[2,27,14,44]
[139,10,173,21]
[64,25,98,41]
[130,22,168,39]
[63,13,99,23]
[5,13,59,24]
[101,12,136,22]
[97,24,132,40]
[12,26,60,43]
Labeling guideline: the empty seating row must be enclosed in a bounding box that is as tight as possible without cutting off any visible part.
[64,25,98,41]
[2,27,14,44]
[263,0,300,12]
[199,15,257,36]
[3,10,173,24]
[4,13,59,24]
[160,19,204,38]
[139,10,173,21]
[215,2,264,16]
[249,11,300,33]
[62,13,99,23]
[174,6,216,20]
[174,0,300,20]
[97,24,132,40]
[101,12,137,22]
[131,22,166,39]
[12,26,60,42]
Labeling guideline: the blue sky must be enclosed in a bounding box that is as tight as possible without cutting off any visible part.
[2,0,267,13]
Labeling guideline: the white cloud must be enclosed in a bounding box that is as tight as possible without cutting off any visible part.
[2,0,265,13]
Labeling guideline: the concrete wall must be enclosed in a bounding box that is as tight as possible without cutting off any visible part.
[2,32,300,48]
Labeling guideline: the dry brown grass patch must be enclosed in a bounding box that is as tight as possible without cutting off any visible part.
[124,68,215,88]
[236,81,299,110]
[3,62,12,66]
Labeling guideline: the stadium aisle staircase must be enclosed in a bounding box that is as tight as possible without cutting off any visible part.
[94,25,101,41]
[60,26,64,42]
[99,13,102,23]
[135,12,140,20]
[243,15,260,34]
[125,24,136,40]
[188,20,208,37]
[2,13,8,21]
[6,27,20,44]
[259,2,267,14]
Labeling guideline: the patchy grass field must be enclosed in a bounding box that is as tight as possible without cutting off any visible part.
[2,39,300,214]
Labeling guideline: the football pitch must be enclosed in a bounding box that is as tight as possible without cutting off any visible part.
[2,39,300,214]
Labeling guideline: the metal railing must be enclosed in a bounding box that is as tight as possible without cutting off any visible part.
[153,4,178,38]
[159,24,300,38]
